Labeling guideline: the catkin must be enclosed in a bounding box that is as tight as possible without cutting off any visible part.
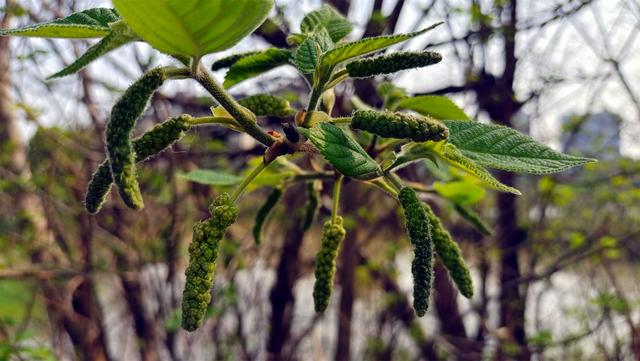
[398,187,433,317]
[237,94,294,117]
[351,110,448,143]
[346,51,442,78]
[181,193,238,332]
[253,188,283,245]
[85,115,191,214]
[424,204,474,298]
[106,67,167,210]
[312,216,346,313]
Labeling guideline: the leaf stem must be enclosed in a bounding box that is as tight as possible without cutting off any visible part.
[331,117,352,124]
[331,174,344,224]
[231,159,270,202]
[188,116,239,127]
[370,179,399,198]
[303,70,332,126]
[191,66,275,146]
[384,173,403,193]
[325,68,349,89]
[163,67,191,79]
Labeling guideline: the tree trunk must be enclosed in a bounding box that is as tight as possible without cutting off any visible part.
[267,184,306,360]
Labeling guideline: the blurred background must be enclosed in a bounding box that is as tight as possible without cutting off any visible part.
[1,0,639,360]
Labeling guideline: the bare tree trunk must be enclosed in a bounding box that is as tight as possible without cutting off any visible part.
[267,184,306,360]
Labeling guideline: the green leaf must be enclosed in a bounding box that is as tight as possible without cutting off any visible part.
[453,204,492,236]
[300,123,382,180]
[433,181,486,205]
[113,0,273,57]
[300,5,353,42]
[294,37,321,74]
[311,26,335,52]
[178,169,241,186]
[387,142,438,171]
[444,120,596,174]
[320,22,442,67]
[436,143,521,194]
[399,95,469,120]
[211,51,261,71]
[377,82,408,110]
[47,22,137,79]
[0,8,119,38]
[224,48,292,88]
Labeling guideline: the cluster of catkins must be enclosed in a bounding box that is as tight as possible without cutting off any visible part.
[82,65,473,332]
[85,68,191,214]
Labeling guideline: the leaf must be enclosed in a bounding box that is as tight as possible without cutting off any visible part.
[211,51,261,71]
[300,5,352,42]
[224,48,292,88]
[294,37,321,74]
[0,8,119,38]
[377,82,408,110]
[387,142,438,171]
[453,204,492,236]
[321,22,442,67]
[47,23,138,79]
[399,95,469,120]
[178,169,241,186]
[436,143,521,194]
[443,120,596,174]
[300,123,382,180]
[433,181,485,205]
[113,0,273,57]
[311,26,335,52]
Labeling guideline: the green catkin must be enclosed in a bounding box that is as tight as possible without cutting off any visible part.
[252,188,283,245]
[181,193,238,332]
[351,110,449,143]
[346,51,442,78]
[106,67,167,210]
[85,115,191,214]
[312,216,346,313]
[398,187,433,317]
[301,181,320,232]
[237,94,294,117]
[423,204,474,298]
[211,51,261,71]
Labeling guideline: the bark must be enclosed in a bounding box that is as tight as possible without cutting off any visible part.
[267,184,306,360]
